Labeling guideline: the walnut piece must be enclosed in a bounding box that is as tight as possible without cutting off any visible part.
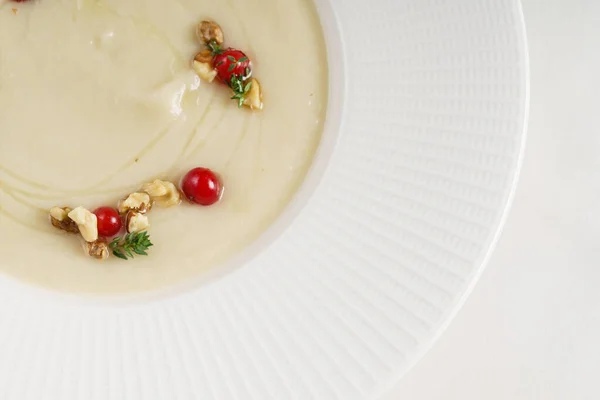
[196,20,224,45]
[68,207,98,243]
[118,192,152,215]
[192,60,217,83]
[50,206,69,221]
[49,206,79,233]
[194,49,213,64]
[84,240,109,261]
[126,211,150,234]
[142,179,181,208]
[243,78,263,110]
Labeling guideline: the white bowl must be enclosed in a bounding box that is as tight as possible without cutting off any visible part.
[0,0,528,398]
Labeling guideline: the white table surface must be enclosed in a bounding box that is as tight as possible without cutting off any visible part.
[383,1,600,398]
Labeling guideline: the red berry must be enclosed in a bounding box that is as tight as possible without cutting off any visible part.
[93,207,122,237]
[213,48,251,84]
[181,167,222,206]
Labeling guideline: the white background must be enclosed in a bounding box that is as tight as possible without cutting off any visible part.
[384,0,600,398]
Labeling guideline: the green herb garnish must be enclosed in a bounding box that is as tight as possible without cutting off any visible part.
[229,74,253,108]
[207,40,223,56]
[228,56,248,73]
[109,231,153,260]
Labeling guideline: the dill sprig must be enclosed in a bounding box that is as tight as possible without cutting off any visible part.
[109,231,153,260]
[229,68,253,108]
[207,39,223,56]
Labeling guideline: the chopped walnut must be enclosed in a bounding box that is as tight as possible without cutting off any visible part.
[243,78,263,110]
[68,207,98,243]
[84,239,109,261]
[49,206,69,221]
[49,206,79,233]
[196,20,224,45]
[118,192,152,215]
[126,211,150,234]
[142,179,182,208]
[194,49,213,64]
[192,60,217,83]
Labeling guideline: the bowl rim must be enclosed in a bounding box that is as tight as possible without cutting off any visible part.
[373,0,530,396]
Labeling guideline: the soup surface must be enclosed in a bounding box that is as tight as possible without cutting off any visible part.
[0,0,327,293]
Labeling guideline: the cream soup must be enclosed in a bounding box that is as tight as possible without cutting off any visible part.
[0,0,327,293]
